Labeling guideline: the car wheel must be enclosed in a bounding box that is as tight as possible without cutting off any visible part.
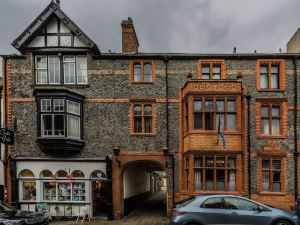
[273,220,292,225]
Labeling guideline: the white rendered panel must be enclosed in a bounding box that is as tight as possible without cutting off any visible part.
[60,21,71,33]
[28,36,45,47]
[60,36,72,47]
[74,37,88,47]
[47,18,58,33]
[47,36,58,47]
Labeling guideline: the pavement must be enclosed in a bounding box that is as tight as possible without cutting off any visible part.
[51,191,170,225]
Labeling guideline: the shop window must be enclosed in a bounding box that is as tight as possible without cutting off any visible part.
[19,169,36,201]
[56,170,68,178]
[35,55,87,85]
[256,60,285,90]
[90,170,106,179]
[193,155,236,192]
[261,158,282,192]
[131,102,155,135]
[131,61,154,83]
[40,170,53,178]
[193,97,236,131]
[72,170,84,178]
[198,60,226,79]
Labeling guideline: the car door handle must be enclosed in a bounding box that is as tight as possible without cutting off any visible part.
[231,212,238,216]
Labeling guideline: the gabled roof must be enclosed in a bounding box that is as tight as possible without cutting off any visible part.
[11,1,100,54]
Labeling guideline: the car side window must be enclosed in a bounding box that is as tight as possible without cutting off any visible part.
[224,197,259,211]
[202,197,224,209]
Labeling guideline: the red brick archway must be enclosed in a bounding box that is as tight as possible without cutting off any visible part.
[112,152,170,219]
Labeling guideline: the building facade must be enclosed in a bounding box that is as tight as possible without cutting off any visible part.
[1,0,300,220]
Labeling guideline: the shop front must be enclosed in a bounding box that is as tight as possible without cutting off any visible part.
[13,157,112,218]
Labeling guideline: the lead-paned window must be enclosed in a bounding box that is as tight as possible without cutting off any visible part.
[133,103,154,134]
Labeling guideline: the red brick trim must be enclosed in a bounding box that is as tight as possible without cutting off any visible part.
[256,59,286,91]
[197,59,226,79]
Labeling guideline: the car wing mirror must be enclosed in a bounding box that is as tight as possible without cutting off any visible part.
[257,206,264,212]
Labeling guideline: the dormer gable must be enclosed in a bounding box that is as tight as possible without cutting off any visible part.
[11,1,100,55]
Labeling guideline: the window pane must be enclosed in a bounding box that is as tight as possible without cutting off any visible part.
[206,157,214,167]
[216,100,224,112]
[48,56,60,84]
[224,198,258,211]
[194,157,202,167]
[227,114,236,130]
[273,160,281,170]
[272,107,280,117]
[144,105,152,116]
[36,56,47,69]
[67,115,80,138]
[134,64,142,82]
[67,101,80,115]
[202,65,210,79]
[134,105,142,115]
[228,170,236,191]
[216,170,225,191]
[203,198,224,209]
[262,171,270,191]
[261,119,269,134]
[64,62,75,84]
[205,169,214,190]
[53,99,64,112]
[272,172,281,192]
[43,182,56,201]
[194,101,202,112]
[228,158,236,168]
[271,65,279,89]
[261,107,269,117]
[216,157,225,168]
[205,100,213,112]
[212,65,221,79]
[54,115,64,136]
[73,182,86,201]
[36,70,47,84]
[77,56,88,84]
[262,159,270,169]
[194,100,202,130]
[260,65,268,89]
[63,56,75,62]
[41,99,51,112]
[23,182,36,201]
[144,64,151,82]
[194,170,202,190]
[272,119,280,135]
[144,117,152,133]
[58,182,71,201]
[216,114,224,130]
[42,115,52,136]
[205,100,213,130]
[134,117,142,133]
[227,100,236,112]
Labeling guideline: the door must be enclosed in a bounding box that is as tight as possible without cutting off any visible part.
[223,197,270,225]
[92,180,107,217]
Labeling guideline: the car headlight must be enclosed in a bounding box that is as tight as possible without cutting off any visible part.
[293,215,299,219]
[3,220,25,225]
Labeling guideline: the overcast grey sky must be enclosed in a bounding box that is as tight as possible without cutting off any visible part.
[0,0,300,55]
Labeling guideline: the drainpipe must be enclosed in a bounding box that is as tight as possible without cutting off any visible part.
[246,95,251,199]
[293,58,298,204]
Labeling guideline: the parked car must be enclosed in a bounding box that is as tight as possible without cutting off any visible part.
[0,201,48,225]
[171,194,300,225]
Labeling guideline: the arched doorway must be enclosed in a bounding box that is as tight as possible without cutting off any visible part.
[122,160,167,218]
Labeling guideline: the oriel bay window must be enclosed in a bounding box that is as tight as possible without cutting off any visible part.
[35,55,87,85]
[194,155,236,192]
[261,158,282,192]
[193,97,237,131]
[132,102,155,134]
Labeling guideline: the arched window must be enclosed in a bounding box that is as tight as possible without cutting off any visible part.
[90,170,106,179]
[71,170,84,178]
[56,170,68,178]
[40,170,53,178]
[132,62,153,82]
[132,103,154,134]
[19,170,36,201]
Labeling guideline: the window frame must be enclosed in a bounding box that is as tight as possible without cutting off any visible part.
[256,59,285,91]
[35,55,88,85]
[198,60,226,80]
[130,101,156,135]
[130,61,155,83]
[260,157,283,193]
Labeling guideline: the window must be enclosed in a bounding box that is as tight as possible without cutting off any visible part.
[198,60,226,79]
[261,158,282,192]
[257,60,285,90]
[224,197,258,211]
[193,97,237,131]
[19,170,36,201]
[131,61,154,82]
[132,102,154,134]
[185,155,189,190]
[39,98,81,139]
[194,155,236,192]
[202,198,224,209]
[35,55,87,85]
[260,104,280,135]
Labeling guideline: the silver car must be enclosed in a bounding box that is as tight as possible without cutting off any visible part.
[171,195,300,225]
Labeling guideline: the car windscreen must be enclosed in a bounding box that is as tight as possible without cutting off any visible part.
[176,197,196,208]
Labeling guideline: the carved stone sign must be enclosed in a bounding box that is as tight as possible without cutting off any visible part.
[0,128,14,145]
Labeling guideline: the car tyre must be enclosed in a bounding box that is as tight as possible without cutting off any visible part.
[273,220,292,225]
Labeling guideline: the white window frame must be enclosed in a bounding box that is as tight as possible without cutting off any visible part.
[67,114,81,139]
[53,99,65,112]
[63,56,76,84]
[35,55,48,84]
[41,99,52,112]
[76,56,88,84]
[48,55,61,85]
[41,114,65,137]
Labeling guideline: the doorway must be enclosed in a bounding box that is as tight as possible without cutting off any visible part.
[92,180,107,217]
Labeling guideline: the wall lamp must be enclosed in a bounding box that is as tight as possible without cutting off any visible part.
[113,146,121,168]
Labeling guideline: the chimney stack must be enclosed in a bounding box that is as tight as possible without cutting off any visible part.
[121,17,139,53]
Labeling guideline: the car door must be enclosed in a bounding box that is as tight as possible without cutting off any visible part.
[197,197,232,225]
[223,197,270,225]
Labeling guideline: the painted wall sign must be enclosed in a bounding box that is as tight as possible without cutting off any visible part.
[0,128,14,145]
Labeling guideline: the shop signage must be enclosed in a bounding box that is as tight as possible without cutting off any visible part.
[0,128,14,145]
